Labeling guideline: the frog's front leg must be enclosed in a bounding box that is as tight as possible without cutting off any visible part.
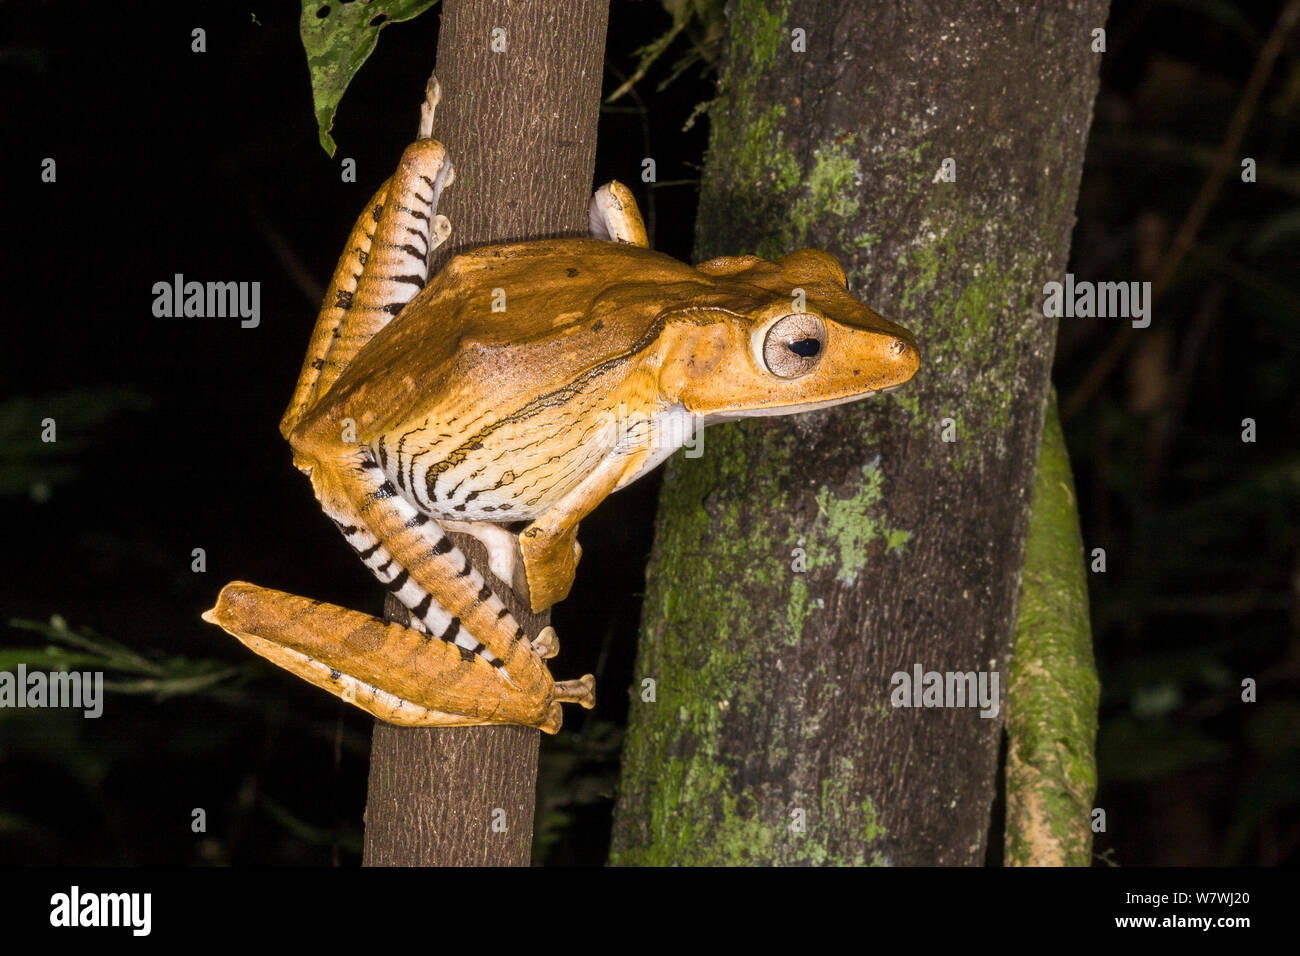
[517,443,653,613]
[589,181,649,247]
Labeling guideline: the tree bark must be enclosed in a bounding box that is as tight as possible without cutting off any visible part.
[363,0,609,866]
[611,0,1108,865]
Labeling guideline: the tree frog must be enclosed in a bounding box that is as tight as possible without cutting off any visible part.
[203,75,920,734]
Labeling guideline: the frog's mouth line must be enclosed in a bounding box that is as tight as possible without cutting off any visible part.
[698,387,895,425]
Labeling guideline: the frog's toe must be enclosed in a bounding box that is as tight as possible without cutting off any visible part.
[418,71,441,139]
[531,625,560,660]
[554,674,596,710]
[431,213,452,252]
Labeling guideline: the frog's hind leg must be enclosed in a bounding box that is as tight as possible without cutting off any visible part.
[280,89,456,437]
[589,181,649,247]
[289,429,595,711]
[204,582,592,732]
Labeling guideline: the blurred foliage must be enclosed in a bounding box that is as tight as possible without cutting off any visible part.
[0,612,371,865]
[533,719,623,865]
[1064,0,1300,865]
[605,0,725,106]
[4,615,247,699]
[0,389,150,502]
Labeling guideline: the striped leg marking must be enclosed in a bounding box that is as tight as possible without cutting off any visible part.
[205,72,600,733]
[280,140,454,437]
[308,446,550,695]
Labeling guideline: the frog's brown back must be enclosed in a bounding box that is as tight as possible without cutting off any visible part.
[327,239,731,430]
[309,239,752,520]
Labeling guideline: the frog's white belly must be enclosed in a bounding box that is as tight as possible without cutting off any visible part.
[613,403,696,490]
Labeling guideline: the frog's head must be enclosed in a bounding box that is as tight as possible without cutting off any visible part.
[661,249,920,421]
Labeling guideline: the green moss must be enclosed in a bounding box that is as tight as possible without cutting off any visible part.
[738,104,801,196]
[612,421,895,865]
[892,216,1035,455]
[1004,394,1098,866]
[801,462,911,585]
[798,139,863,221]
[784,574,818,645]
[732,0,788,76]
[884,528,912,554]
[699,3,885,265]
[890,391,920,418]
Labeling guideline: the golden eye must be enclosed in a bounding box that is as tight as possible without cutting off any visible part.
[762,313,827,378]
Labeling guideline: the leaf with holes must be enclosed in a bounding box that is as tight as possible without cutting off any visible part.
[300,0,441,155]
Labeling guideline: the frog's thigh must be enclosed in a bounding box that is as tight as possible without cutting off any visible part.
[282,140,455,435]
[518,450,646,612]
[204,582,576,731]
[281,178,390,436]
[303,441,547,686]
[588,182,649,247]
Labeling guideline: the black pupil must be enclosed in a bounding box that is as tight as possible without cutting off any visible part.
[788,337,821,358]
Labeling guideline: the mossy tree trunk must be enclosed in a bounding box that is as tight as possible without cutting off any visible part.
[1005,392,1099,866]
[610,0,1108,865]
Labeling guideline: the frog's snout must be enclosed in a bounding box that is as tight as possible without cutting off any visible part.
[885,334,922,383]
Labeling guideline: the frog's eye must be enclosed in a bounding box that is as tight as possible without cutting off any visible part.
[762,313,827,378]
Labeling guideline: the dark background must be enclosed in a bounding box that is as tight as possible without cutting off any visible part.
[1,0,1295,865]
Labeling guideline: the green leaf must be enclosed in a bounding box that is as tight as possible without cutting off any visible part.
[300,0,442,156]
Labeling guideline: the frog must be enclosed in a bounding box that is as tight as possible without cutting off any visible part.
[202,74,920,734]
